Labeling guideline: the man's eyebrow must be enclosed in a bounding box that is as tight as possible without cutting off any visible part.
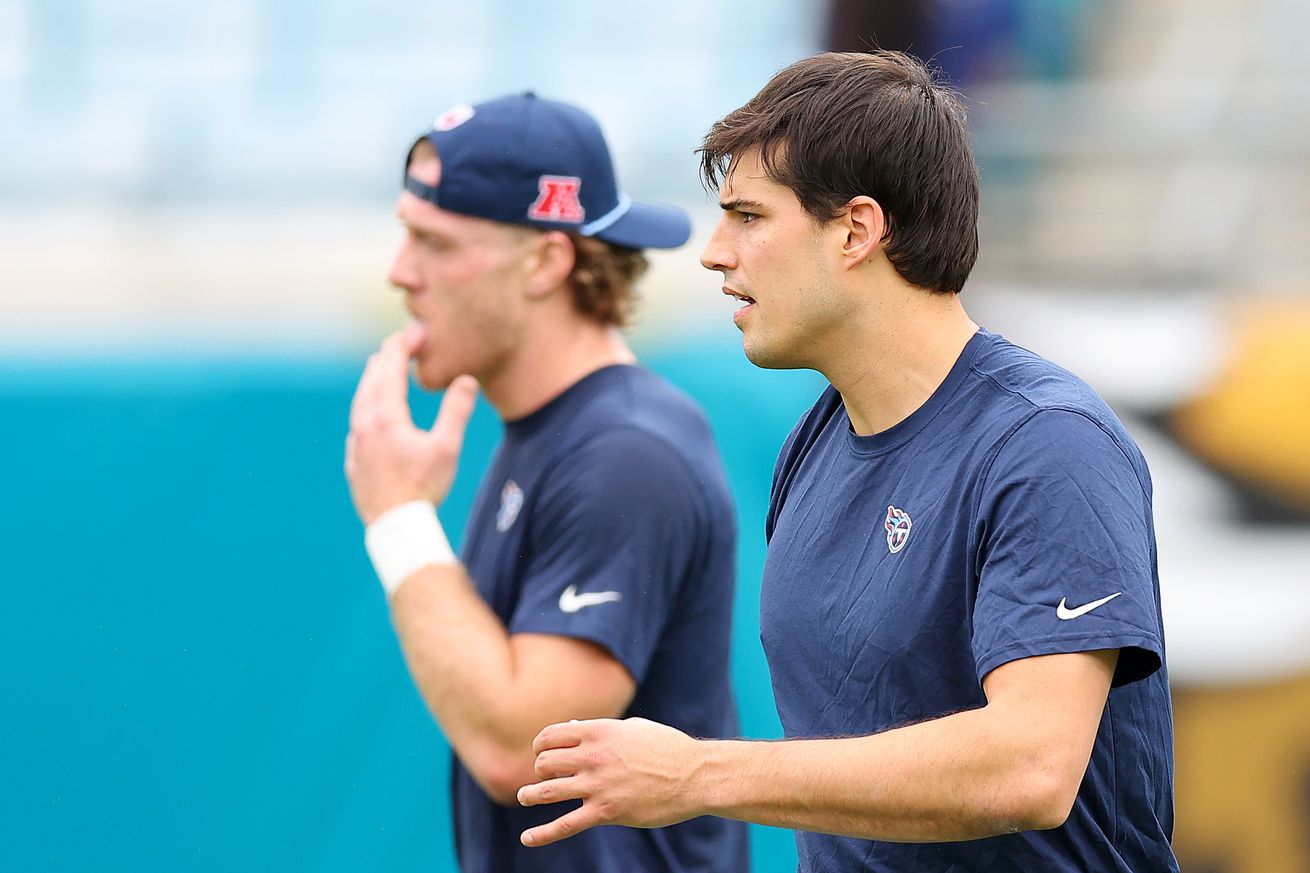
[719,198,766,212]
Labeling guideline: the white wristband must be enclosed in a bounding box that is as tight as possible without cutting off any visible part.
[364,500,458,598]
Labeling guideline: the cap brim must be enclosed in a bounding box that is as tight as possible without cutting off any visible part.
[593,200,692,250]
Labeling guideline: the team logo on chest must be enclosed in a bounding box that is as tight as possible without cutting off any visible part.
[496,480,524,533]
[528,175,585,223]
[884,505,913,554]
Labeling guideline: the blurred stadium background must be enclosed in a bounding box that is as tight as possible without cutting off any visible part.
[3,0,1309,870]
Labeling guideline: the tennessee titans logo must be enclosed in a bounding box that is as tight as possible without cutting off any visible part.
[884,505,912,554]
[496,480,524,533]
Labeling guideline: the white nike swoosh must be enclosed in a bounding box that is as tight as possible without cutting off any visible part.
[1056,592,1122,620]
[558,584,623,614]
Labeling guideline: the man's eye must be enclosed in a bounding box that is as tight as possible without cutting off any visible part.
[740,212,758,223]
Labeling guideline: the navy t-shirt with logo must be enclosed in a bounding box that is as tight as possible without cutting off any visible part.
[455,364,749,873]
[762,329,1178,872]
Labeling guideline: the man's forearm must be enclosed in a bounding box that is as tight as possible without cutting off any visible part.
[388,564,532,794]
[519,652,1111,848]
[694,704,1078,842]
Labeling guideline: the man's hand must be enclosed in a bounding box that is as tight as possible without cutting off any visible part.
[346,322,479,524]
[517,718,704,847]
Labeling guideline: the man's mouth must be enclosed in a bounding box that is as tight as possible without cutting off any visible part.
[402,319,429,355]
[722,286,756,309]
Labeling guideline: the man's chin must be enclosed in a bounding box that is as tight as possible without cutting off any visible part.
[412,361,451,391]
[742,338,801,371]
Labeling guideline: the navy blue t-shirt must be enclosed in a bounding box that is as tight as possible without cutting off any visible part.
[454,364,749,873]
[762,330,1177,872]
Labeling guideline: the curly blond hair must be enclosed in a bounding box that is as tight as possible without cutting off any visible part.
[563,233,649,328]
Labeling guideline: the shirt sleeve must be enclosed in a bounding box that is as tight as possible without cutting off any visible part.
[506,427,705,684]
[972,408,1164,687]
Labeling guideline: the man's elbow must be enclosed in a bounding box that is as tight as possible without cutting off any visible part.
[464,745,536,807]
[481,770,531,808]
[1007,765,1080,832]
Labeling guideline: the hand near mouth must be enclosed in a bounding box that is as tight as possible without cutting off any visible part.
[345,328,479,524]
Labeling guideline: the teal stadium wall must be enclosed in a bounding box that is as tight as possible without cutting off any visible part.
[2,341,824,872]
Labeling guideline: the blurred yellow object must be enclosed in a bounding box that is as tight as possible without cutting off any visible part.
[1170,300,1310,515]
[1173,671,1310,873]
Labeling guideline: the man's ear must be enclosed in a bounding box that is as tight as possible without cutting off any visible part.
[840,196,887,270]
[523,231,577,298]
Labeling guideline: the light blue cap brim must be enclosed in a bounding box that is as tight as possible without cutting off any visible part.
[592,199,692,250]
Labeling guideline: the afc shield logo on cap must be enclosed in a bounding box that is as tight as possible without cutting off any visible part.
[884,505,912,554]
[528,175,585,223]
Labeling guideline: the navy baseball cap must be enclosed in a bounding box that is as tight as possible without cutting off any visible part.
[403,92,691,250]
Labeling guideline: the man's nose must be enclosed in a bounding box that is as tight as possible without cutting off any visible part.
[699,218,736,274]
[387,238,418,292]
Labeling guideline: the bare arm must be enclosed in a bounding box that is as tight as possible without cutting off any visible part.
[390,565,634,803]
[346,328,635,804]
[519,649,1116,845]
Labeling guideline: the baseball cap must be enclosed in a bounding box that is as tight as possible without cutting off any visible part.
[403,92,691,250]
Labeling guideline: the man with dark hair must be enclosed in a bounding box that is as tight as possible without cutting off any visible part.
[345,92,748,873]
[519,52,1179,873]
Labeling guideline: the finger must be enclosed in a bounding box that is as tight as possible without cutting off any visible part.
[429,375,479,450]
[516,774,587,808]
[344,433,356,475]
[378,329,407,362]
[533,748,580,780]
[401,319,427,356]
[373,332,413,419]
[532,719,586,754]
[520,804,602,847]
[349,353,382,430]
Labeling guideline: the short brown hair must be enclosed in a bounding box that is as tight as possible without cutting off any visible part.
[563,234,649,327]
[698,51,979,294]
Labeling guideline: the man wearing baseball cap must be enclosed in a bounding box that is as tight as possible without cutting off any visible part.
[344,92,749,873]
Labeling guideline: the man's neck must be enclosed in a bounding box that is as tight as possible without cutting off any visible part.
[821,286,979,437]
[480,320,636,421]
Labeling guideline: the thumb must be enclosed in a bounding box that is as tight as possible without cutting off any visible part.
[430,375,479,451]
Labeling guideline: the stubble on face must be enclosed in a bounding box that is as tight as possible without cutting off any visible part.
[716,153,846,372]
[406,223,533,391]
[394,145,535,391]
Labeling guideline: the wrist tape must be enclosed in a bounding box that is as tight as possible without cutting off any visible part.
[364,500,457,598]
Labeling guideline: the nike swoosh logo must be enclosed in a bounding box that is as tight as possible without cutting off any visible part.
[558,584,623,614]
[1056,592,1122,620]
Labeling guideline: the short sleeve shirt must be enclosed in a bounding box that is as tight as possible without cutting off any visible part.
[453,365,749,873]
[762,330,1178,872]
